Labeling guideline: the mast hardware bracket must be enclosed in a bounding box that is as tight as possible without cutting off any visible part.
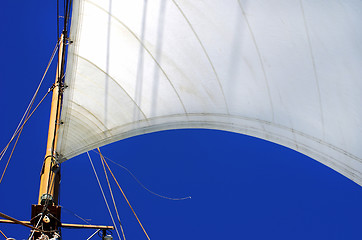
[55,120,64,125]
[48,84,56,93]
[65,38,73,45]
[53,153,62,165]
[40,194,54,206]
[42,155,60,166]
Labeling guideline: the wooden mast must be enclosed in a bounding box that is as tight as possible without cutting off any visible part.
[30,33,65,239]
[38,33,64,205]
[27,1,114,236]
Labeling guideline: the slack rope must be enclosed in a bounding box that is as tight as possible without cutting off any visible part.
[92,150,191,201]
[97,148,151,240]
[59,205,92,225]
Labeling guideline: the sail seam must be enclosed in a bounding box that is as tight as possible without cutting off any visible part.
[71,101,109,132]
[76,55,149,121]
[84,0,188,114]
[172,0,230,115]
[237,0,275,121]
[299,0,325,136]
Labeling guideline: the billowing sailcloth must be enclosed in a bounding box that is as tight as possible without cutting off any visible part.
[56,0,362,185]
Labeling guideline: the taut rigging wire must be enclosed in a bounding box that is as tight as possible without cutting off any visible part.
[0,88,54,184]
[0,229,7,239]
[0,42,59,184]
[100,152,127,240]
[0,42,59,163]
[86,229,101,240]
[87,152,122,240]
[0,211,52,233]
[98,149,151,240]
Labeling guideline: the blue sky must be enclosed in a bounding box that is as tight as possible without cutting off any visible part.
[1,1,362,239]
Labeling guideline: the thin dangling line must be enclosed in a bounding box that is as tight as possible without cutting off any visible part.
[97,148,151,240]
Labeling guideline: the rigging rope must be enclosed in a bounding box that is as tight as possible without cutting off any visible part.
[27,214,43,240]
[0,85,54,163]
[97,149,151,240]
[87,152,122,240]
[0,127,22,184]
[0,89,53,184]
[86,229,101,240]
[0,41,59,162]
[100,152,127,240]
[0,212,49,233]
[0,229,7,239]
[0,40,59,184]
[92,150,191,201]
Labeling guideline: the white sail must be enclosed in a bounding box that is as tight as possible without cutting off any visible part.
[57,0,362,185]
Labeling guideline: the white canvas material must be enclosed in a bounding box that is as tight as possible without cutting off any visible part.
[57,0,362,185]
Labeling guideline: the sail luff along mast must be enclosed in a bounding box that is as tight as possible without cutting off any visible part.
[30,1,114,239]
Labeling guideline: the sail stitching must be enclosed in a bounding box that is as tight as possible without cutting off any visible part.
[299,0,325,136]
[237,0,275,121]
[85,0,188,114]
[70,102,109,132]
[75,55,149,121]
[172,0,230,114]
